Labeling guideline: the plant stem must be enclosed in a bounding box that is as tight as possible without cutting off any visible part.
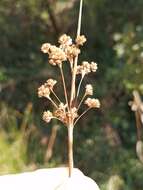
[70,0,83,107]
[77,0,83,37]
[51,89,61,103]
[74,107,91,126]
[49,97,58,109]
[68,124,74,177]
[135,111,142,140]
[76,76,84,98]
[59,65,69,110]
[77,92,86,111]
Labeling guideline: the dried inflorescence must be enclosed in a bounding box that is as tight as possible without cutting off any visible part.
[43,111,53,123]
[85,98,100,108]
[38,79,57,98]
[85,84,93,96]
[38,34,100,126]
[76,61,98,78]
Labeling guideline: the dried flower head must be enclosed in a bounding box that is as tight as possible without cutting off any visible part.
[38,84,50,98]
[85,98,100,108]
[91,62,98,72]
[66,45,80,61]
[77,61,91,76]
[46,79,57,90]
[43,111,53,123]
[76,35,87,46]
[59,34,72,47]
[41,43,51,53]
[48,46,67,66]
[85,84,93,96]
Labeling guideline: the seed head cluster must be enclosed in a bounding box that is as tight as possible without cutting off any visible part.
[85,98,100,108]
[38,34,100,126]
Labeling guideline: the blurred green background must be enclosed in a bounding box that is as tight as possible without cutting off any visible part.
[0,0,143,189]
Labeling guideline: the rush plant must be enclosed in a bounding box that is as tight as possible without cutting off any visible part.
[38,0,100,177]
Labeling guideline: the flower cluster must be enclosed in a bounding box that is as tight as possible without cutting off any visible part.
[76,35,87,46]
[38,79,57,98]
[39,34,100,126]
[85,84,93,96]
[85,98,100,108]
[77,61,98,77]
[43,111,53,123]
[41,34,86,68]
[41,44,67,66]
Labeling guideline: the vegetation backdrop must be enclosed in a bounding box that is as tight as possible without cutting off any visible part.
[0,0,143,189]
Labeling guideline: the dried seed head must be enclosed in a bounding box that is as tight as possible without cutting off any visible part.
[39,33,100,126]
[59,34,72,46]
[66,45,80,60]
[43,111,53,123]
[91,62,98,72]
[49,46,67,66]
[85,84,93,96]
[85,98,100,108]
[77,61,98,76]
[54,103,67,124]
[76,61,91,76]
[41,43,51,53]
[82,61,91,73]
[38,85,50,98]
[46,79,57,90]
[76,35,87,46]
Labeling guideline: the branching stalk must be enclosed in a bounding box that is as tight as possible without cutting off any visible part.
[59,65,69,110]
[49,97,58,109]
[51,89,61,103]
[77,92,86,111]
[74,107,91,126]
[76,75,84,98]
[70,0,83,107]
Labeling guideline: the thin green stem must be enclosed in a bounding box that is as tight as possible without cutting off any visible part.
[74,107,91,126]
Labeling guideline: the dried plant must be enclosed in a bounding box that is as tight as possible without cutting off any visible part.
[38,0,100,177]
[129,90,143,163]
